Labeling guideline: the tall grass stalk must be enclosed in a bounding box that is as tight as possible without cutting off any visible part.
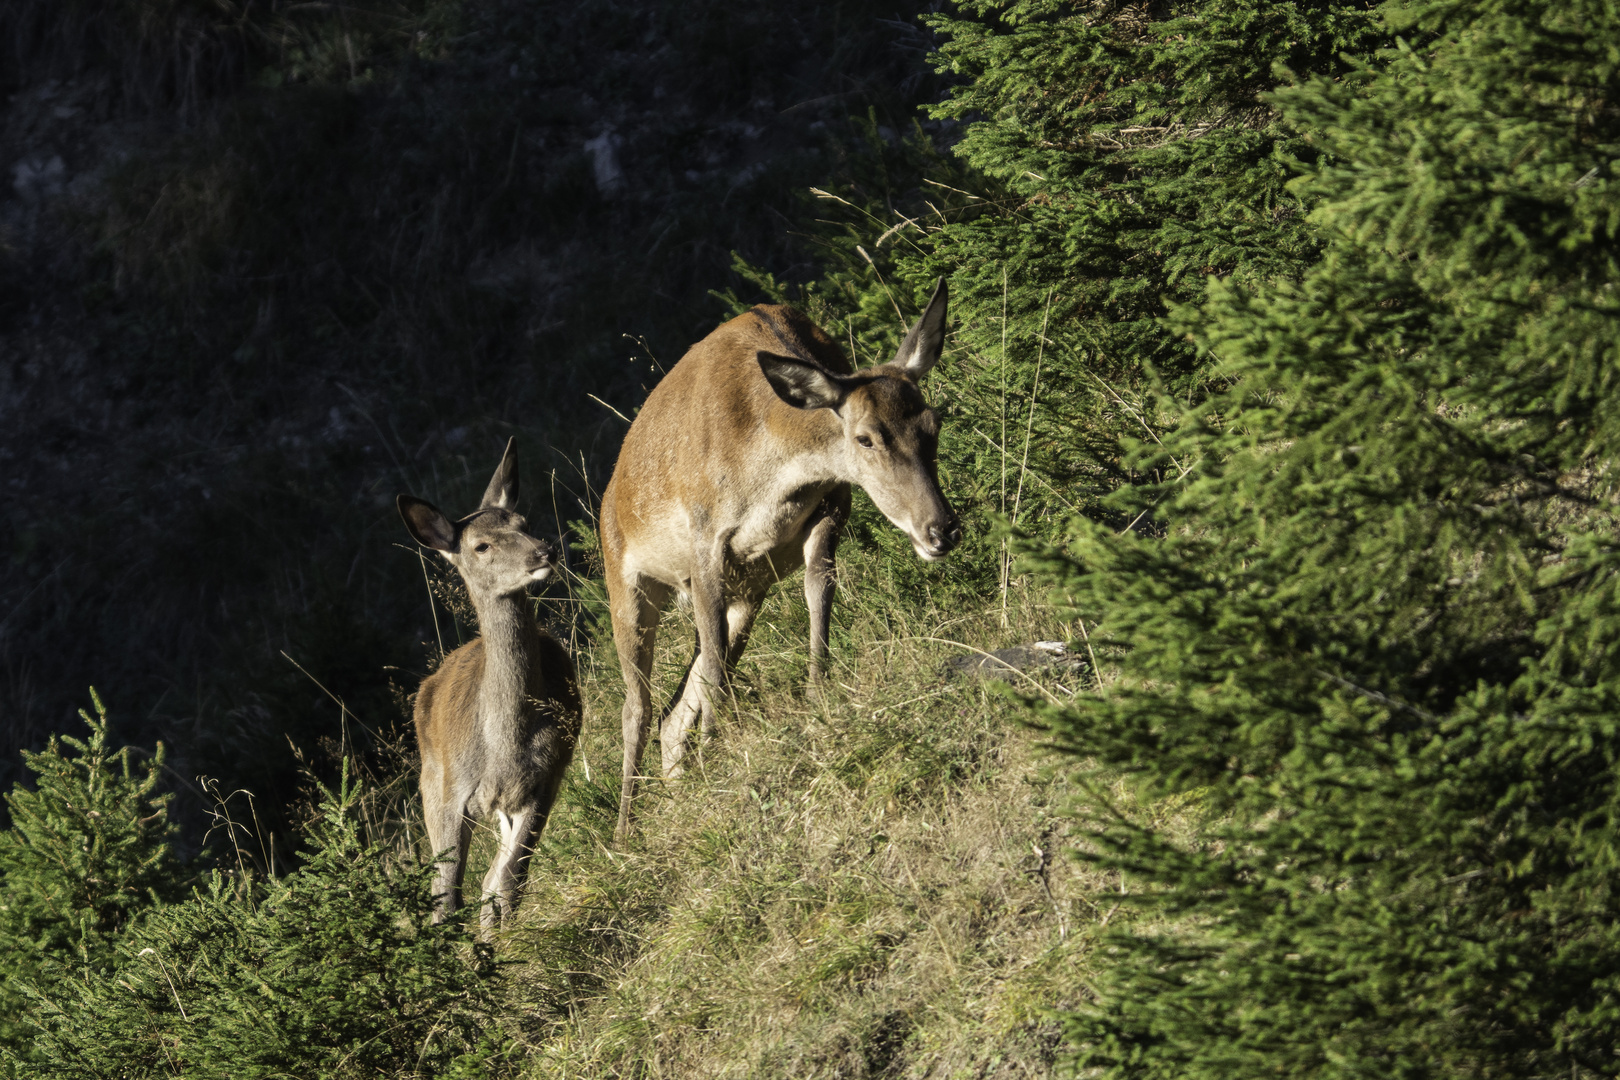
[998,266,1010,628]
[419,547,447,661]
[1010,290,1054,534]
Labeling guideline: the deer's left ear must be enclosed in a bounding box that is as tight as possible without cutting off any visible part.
[399,496,458,553]
[893,277,948,381]
[757,352,849,411]
[480,437,519,510]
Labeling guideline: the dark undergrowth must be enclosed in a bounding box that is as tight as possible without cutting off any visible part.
[0,0,958,843]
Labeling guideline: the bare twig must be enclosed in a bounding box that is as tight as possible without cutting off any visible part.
[587,393,633,425]
[1314,669,1438,722]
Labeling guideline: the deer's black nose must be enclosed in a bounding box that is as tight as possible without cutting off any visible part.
[928,520,962,555]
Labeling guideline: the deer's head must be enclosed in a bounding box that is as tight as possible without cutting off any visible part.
[398,439,558,599]
[757,279,962,561]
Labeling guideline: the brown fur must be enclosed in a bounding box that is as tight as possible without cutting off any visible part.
[414,633,581,823]
[601,284,959,841]
[400,439,583,932]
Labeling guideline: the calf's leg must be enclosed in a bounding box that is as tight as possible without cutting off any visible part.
[424,792,472,922]
[480,806,536,935]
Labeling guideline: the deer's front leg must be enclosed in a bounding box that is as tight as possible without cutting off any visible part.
[479,807,535,937]
[803,487,850,696]
[662,527,729,775]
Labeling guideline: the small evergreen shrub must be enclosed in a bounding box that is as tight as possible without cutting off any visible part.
[0,690,183,1060]
[16,765,514,1079]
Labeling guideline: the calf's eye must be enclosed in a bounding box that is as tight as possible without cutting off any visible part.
[856,435,874,448]
[475,542,491,553]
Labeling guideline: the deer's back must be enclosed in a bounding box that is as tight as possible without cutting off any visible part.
[603,305,850,568]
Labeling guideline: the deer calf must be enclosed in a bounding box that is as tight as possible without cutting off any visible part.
[600,280,960,840]
[399,439,581,931]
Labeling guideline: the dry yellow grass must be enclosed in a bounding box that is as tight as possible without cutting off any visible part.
[454,556,1114,1079]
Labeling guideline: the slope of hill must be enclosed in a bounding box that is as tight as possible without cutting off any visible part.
[511,573,1094,1077]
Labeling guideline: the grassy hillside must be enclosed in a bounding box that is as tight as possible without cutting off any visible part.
[5,556,1110,1077]
[10,2,1616,1077]
[488,569,1088,1077]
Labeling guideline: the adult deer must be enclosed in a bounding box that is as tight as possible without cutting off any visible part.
[600,279,960,840]
[398,438,581,932]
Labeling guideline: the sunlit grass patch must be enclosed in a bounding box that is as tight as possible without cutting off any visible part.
[474,571,1116,1077]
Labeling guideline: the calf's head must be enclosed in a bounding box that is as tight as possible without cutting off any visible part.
[758,279,962,561]
[398,438,558,598]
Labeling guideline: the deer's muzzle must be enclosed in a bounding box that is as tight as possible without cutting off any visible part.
[528,542,558,580]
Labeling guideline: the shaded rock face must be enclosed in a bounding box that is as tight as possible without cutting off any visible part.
[12,153,64,201]
[0,3,951,835]
[2,74,156,233]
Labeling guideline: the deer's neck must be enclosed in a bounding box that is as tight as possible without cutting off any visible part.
[470,591,540,739]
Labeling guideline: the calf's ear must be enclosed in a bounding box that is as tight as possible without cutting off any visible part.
[398,496,458,553]
[480,437,520,510]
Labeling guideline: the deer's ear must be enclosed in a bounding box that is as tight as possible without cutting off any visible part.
[398,496,457,553]
[480,437,519,510]
[757,351,847,411]
[892,277,948,381]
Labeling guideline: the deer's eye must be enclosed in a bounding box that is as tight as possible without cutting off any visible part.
[856,435,874,448]
[475,542,491,554]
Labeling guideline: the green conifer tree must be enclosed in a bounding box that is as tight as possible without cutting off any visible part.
[0,689,183,1059]
[1026,0,1620,1074]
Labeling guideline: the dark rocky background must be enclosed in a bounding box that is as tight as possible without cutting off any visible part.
[0,0,950,839]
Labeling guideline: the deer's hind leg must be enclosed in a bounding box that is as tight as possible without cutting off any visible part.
[664,570,770,757]
[611,569,670,843]
[662,529,734,773]
[724,586,768,673]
